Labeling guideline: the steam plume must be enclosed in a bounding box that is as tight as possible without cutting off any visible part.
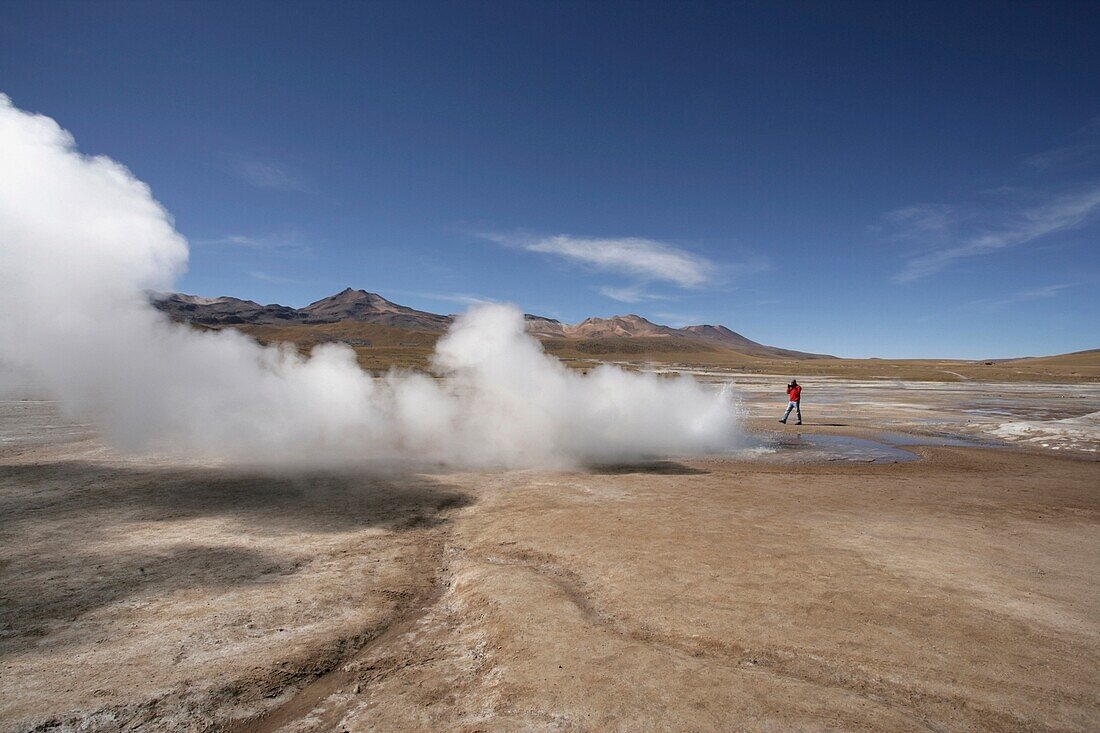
[0,94,739,467]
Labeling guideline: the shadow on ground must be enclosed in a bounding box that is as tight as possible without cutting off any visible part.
[583,460,708,475]
[0,460,471,653]
[0,461,471,534]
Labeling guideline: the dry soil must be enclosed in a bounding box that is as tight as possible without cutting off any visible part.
[1,398,1097,732]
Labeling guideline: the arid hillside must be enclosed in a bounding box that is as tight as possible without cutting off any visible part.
[153,289,1100,382]
[194,321,1100,382]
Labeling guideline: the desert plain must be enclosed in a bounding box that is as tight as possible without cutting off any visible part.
[1,373,1098,733]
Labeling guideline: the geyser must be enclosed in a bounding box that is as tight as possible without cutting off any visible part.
[0,94,740,467]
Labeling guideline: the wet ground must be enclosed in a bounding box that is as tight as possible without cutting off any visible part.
[736,432,918,463]
[648,370,1100,455]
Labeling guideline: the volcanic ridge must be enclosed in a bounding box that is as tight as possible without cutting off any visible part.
[152,288,832,359]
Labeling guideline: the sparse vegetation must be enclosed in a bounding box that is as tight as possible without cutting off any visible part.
[217,322,1100,382]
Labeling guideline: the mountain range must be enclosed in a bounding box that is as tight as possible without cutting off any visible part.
[151,288,832,360]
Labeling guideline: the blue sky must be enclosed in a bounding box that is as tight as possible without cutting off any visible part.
[1,1,1098,359]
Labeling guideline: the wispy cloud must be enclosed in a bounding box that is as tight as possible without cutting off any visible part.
[202,234,269,248]
[598,284,674,303]
[388,290,498,307]
[911,282,1076,324]
[482,233,715,288]
[1024,117,1100,171]
[231,159,308,192]
[195,232,313,254]
[248,270,303,285]
[885,186,1100,282]
[979,283,1074,311]
[1025,142,1100,171]
[879,204,953,236]
[879,120,1100,283]
[654,312,703,328]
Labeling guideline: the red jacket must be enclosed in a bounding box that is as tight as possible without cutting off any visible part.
[787,384,801,401]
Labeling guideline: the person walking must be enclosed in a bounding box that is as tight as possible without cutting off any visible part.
[779,379,802,425]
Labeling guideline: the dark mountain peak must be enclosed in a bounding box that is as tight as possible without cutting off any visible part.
[566,314,674,338]
[682,324,740,338]
[332,286,363,300]
[300,288,450,330]
[307,288,392,308]
[678,323,833,359]
[151,292,296,325]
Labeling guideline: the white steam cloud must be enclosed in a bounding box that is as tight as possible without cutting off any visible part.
[0,94,740,467]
